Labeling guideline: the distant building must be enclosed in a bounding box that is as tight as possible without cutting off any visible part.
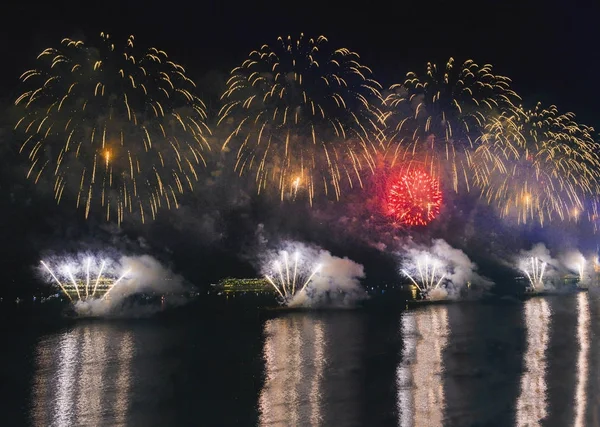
[63,278,114,300]
[212,278,275,295]
[562,274,580,287]
[514,274,582,290]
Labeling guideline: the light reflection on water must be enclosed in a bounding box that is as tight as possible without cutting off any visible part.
[516,298,551,426]
[16,294,600,426]
[397,305,449,427]
[31,324,134,427]
[258,313,364,426]
[259,315,326,426]
[574,292,590,427]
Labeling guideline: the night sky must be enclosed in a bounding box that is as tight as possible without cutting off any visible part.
[3,0,598,124]
[1,0,599,295]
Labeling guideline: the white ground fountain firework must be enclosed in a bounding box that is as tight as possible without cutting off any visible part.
[401,253,448,300]
[260,241,366,307]
[521,257,547,292]
[573,257,588,288]
[264,250,322,305]
[559,250,591,288]
[399,239,493,301]
[39,252,185,316]
[40,255,130,303]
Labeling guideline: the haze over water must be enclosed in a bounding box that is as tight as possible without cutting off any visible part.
[3,292,600,426]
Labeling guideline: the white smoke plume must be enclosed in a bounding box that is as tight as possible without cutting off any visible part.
[516,243,561,291]
[557,249,594,287]
[399,238,494,299]
[259,240,367,308]
[38,251,187,317]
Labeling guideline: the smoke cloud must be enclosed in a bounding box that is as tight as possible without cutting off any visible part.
[516,243,561,290]
[258,240,367,308]
[557,249,593,286]
[38,251,188,317]
[399,238,494,299]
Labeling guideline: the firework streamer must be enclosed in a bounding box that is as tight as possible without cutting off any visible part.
[219,34,386,204]
[383,58,520,193]
[15,32,212,225]
[472,103,600,225]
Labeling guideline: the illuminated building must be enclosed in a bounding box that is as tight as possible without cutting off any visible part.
[62,278,115,301]
[212,278,275,295]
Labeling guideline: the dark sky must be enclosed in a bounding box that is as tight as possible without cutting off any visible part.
[2,0,599,126]
[1,0,599,292]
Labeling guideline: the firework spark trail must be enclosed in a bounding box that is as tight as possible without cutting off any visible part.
[522,257,546,290]
[40,261,73,302]
[85,258,91,298]
[102,269,131,300]
[471,103,600,225]
[383,58,520,193]
[218,33,386,205]
[66,268,82,300]
[401,254,446,294]
[265,250,321,302]
[15,32,212,225]
[92,260,106,297]
[40,257,125,302]
[577,261,585,283]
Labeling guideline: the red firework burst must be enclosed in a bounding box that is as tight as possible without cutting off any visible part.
[387,169,442,226]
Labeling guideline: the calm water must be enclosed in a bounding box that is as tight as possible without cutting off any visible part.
[3,292,600,426]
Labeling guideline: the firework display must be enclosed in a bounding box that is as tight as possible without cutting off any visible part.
[472,103,600,225]
[13,32,600,230]
[218,34,385,204]
[401,253,447,300]
[521,257,547,291]
[263,250,322,304]
[15,32,212,225]
[10,31,600,310]
[387,168,442,226]
[383,58,520,192]
[40,256,129,302]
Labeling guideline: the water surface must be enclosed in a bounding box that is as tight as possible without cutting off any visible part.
[2,293,599,426]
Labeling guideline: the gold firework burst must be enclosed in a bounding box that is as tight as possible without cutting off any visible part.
[218,33,386,204]
[15,32,212,225]
[383,58,520,192]
[471,103,600,225]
